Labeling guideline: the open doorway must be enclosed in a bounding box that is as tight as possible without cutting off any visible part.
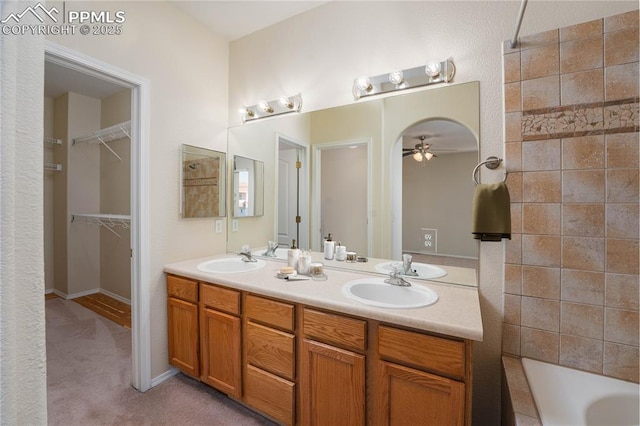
[44,41,150,392]
[277,134,309,250]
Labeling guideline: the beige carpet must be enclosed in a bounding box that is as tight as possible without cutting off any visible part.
[46,298,276,425]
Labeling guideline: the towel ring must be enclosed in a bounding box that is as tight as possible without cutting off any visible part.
[473,156,508,185]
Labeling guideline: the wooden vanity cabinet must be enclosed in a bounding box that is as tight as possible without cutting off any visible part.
[374,325,471,426]
[243,294,296,426]
[199,283,241,398]
[167,274,199,378]
[300,308,367,426]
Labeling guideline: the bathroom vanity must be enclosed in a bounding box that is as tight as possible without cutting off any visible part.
[164,255,482,425]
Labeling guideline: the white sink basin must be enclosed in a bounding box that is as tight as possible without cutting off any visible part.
[375,261,447,280]
[342,278,438,309]
[197,257,266,274]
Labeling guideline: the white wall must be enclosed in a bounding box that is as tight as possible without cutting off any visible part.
[47,1,230,378]
[229,1,638,423]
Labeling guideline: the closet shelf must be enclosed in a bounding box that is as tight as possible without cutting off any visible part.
[45,163,63,172]
[72,214,131,238]
[44,137,63,145]
[72,121,131,162]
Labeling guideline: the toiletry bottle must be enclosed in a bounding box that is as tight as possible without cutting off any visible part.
[288,239,300,270]
[298,249,311,275]
[335,242,347,261]
[324,233,335,260]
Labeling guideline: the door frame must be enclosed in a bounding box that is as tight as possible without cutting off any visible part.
[44,40,152,392]
[311,138,372,255]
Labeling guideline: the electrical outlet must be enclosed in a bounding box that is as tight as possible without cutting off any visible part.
[215,220,223,233]
[232,220,239,232]
[421,228,437,253]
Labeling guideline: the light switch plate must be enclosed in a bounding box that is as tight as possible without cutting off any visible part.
[215,220,223,233]
[232,219,239,232]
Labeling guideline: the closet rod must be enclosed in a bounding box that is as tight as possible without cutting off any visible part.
[510,0,529,48]
[72,214,131,238]
[72,121,131,161]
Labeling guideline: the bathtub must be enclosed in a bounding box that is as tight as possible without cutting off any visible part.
[521,357,640,426]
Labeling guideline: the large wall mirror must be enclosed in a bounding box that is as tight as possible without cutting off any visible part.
[227,81,480,285]
[181,144,226,218]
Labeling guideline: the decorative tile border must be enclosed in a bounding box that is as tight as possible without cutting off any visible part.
[522,98,639,141]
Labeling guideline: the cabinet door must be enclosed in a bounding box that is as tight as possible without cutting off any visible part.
[377,361,465,426]
[167,297,199,377]
[200,307,241,398]
[300,339,365,426]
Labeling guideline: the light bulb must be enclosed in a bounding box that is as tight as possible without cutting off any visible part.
[424,152,434,160]
[239,107,254,118]
[356,76,373,92]
[278,96,293,109]
[413,152,423,162]
[388,70,404,86]
[425,61,442,78]
[258,101,274,113]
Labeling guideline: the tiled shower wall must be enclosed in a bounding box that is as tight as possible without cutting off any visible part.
[502,10,639,383]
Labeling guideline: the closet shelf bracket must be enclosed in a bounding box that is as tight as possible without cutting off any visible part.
[45,163,63,172]
[72,213,131,238]
[72,121,131,162]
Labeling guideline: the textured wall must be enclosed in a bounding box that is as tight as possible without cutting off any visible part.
[502,10,639,383]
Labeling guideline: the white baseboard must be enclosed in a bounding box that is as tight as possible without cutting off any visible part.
[45,288,54,294]
[63,288,100,300]
[151,368,179,388]
[99,288,131,305]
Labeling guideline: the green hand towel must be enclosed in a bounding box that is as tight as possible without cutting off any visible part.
[472,182,511,241]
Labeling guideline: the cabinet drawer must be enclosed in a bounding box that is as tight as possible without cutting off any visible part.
[244,365,295,426]
[245,294,294,332]
[246,321,295,381]
[303,308,366,352]
[167,274,198,303]
[200,283,240,315]
[378,325,465,379]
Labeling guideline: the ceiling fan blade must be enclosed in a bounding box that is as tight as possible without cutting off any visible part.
[402,152,414,157]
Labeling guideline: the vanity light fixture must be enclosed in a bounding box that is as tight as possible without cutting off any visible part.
[352,59,455,100]
[240,93,303,123]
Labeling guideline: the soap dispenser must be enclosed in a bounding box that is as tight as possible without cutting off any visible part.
[324,233,335,260]
[288,239,300,270]
[335,242,347,261]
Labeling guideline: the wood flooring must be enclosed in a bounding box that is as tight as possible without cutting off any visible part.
[72,293,131,329]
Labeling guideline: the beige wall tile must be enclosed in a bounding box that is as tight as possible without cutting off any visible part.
[562,135,605,169]
[604,10,639,33]
[562,203,605,237]
[561,269,605,305]
[522,203,561,235]
[561,69,604,105]
[606,62,640,101]
[505,263,523,295]
[506,233,523,265]
[522,296,560,332]
[522,44,560,80]
[523,235,561,267]
[520,29,559,50]
[505,111,523,142]
[505,82,522,113]
[523,171,561,202]
[606,239,639,275]
[504,52,521,83]
[560,334,603,373]
[604,27,639,66]
[606,169,639,203]
[503,324,521,356]
[606,132,639,169]
[560,36,603,73]
[522,76,560,110]
[606,273,640,310]
[560,18,603,42]
[522,139,561,171]
[507,172,523,202]
[521,327,559,363]
[522,265,560,299]
[561,301,604,339]
[505,294,522,325]
[603,342,639,383]
[605,308,640,345]
[511,202,523,234]
[606,204,639,239]
[562,170,605,203]
[506,141,523,171]
[562,236,605,271]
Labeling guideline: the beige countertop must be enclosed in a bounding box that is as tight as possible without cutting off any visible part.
[164,254,483,342]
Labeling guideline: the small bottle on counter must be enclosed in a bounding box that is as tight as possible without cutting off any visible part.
[324,233,335,260]
[297,249,311,275]
[288,239,300,270]
[335,243,347,261]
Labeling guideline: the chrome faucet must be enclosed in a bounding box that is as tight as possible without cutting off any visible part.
[238,246,257,262]
[262,241,279,257]
[401,253,419,276]
[385,264,412,287]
